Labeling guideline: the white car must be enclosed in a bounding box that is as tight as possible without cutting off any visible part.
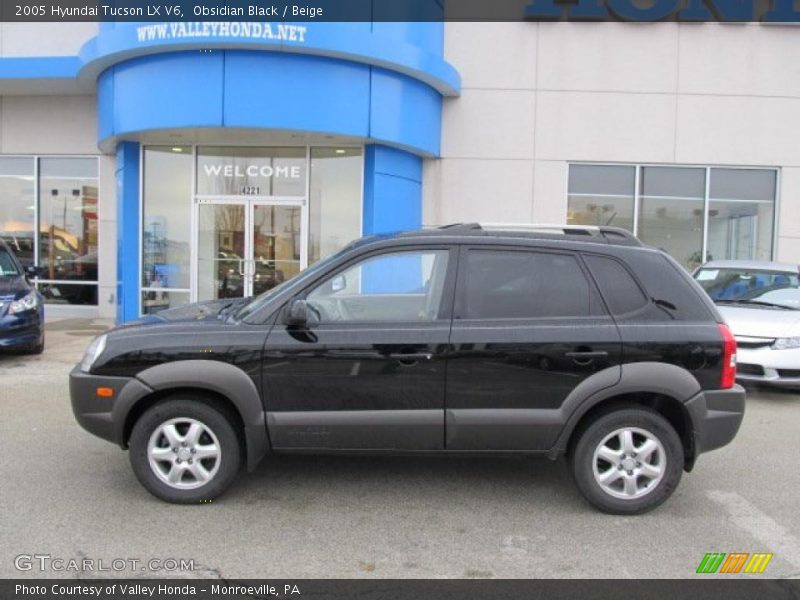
[693,260,800,389]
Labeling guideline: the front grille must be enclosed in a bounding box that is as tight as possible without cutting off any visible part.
[777,369,800,379]
[738,363,765,376]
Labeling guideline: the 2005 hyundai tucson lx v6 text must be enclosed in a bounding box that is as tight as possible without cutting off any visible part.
[70,224,745,514]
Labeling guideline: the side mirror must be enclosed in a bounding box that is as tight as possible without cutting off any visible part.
[24,265,41,278]
[331,275,346,293]
[286,299,309,327]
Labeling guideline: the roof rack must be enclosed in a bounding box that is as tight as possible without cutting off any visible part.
[436,222,642,246]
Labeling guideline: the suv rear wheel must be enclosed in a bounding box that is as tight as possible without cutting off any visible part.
[571,406,683,515]
[129,398,241,503]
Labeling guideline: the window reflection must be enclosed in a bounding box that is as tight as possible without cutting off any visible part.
[567,164,777,270]
[309,147,362,264]
[637,167,705,270]
[567,165,635,230]
[707,169,775,262]
[38,158,99,305]
[142,147,192,291]
[0,158,36,269]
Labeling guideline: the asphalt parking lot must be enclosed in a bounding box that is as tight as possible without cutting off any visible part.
[1,318,799,580]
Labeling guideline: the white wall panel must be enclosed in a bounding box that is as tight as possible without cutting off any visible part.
[1,95,97,154]
[535,91,676,163]
[441,90,536,160]
[538,22,678,94]
[433,159,534,224]
[445,22,538,90]
[0,23,97,57]
[679,24,800,98]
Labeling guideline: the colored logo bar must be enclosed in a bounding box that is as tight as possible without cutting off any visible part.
[696,552,773,574]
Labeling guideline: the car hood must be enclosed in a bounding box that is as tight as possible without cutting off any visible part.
[718,305,800,339]
[113,297,251,332]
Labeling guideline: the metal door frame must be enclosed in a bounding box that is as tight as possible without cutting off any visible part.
[192,196,307,302]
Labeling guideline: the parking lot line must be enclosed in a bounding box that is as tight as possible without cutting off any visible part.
[707,490,800,571]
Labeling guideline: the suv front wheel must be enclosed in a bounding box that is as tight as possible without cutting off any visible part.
[129,397,242,503]
[571,406,683,515]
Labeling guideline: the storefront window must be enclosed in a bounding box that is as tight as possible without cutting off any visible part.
[309,147,362,264]
[37,158,99,305]
[567,164,777,270]
[707,169,775,263]
[638,167,705,270]
[567,165,635,231]
[139,145,364,314]
[142,146,192,314]
[197,147,306,197]
[0,157,36,268]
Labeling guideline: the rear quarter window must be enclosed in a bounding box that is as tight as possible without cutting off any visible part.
[583,254,648,315]
[622,250,716,321]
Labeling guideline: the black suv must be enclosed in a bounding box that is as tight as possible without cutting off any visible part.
[70,224,744,514]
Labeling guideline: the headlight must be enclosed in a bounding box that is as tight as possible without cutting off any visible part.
[772,337,800,350]
[8,291,38,315]
[80,334,107,373]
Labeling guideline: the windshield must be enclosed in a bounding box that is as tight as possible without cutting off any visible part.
[0,247,21,277]
[234,249,348,321]
[694,267,800,309]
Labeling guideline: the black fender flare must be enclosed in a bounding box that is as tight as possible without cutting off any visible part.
[547,361,701,459]
[112,360,269,472]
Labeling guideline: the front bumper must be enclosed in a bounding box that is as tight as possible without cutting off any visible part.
[70,366,135,445]
[736,346,800,388]
[684,385,746,456]
[0,310,43,349]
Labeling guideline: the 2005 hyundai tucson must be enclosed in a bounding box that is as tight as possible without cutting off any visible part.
[71,224,745,514]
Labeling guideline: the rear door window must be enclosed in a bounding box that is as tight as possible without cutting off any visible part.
[457,249,600,319]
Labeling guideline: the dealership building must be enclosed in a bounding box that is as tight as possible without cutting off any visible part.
[0,20,797,322]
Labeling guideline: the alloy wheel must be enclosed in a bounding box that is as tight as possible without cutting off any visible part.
[591,427,666,500]
[146,417,222,490]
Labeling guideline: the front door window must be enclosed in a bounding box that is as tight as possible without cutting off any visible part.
[306,250,450,323]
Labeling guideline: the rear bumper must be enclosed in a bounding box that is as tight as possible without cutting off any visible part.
[684,385,746,456]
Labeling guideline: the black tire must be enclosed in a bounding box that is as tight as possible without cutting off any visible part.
[129,397,242,504]
[570,405,683,515]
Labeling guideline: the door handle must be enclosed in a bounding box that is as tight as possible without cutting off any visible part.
[564,351,608,359]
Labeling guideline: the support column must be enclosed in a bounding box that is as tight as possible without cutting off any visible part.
[362,145,423,235]
[115,142,140,323]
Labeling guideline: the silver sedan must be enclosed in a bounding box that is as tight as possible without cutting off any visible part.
[693,260,800,389]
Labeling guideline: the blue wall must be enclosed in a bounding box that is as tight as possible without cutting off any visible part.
[363,146,423,235]
[115,142,141,323]
[98,50,442,156]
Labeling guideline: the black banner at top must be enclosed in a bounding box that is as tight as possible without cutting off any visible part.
[2,0,800,22]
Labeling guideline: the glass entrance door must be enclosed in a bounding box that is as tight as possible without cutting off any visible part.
[195,199,305,302]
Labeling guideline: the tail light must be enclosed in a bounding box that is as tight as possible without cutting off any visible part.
[719,323,737,389]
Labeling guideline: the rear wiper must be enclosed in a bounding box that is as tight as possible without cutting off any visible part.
[717,299,798,310]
